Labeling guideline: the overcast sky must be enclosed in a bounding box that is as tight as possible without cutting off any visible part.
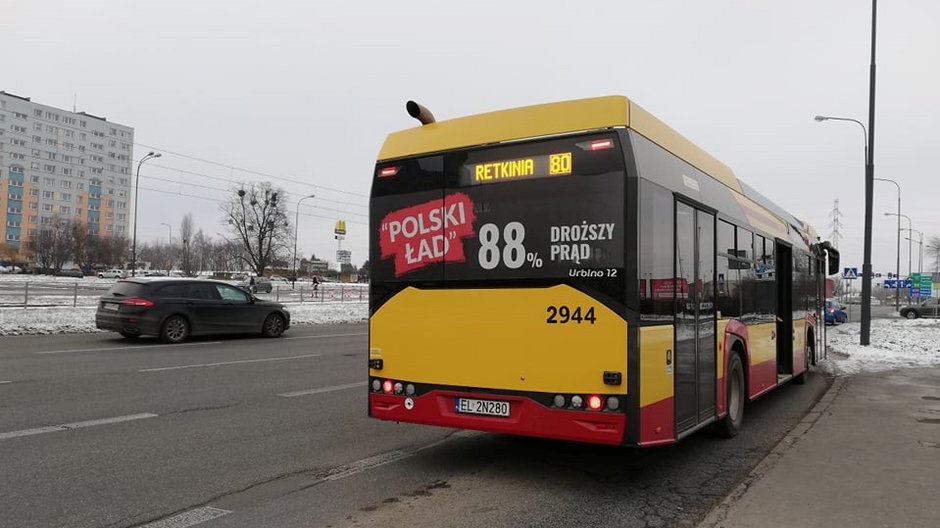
[4,0,939,273]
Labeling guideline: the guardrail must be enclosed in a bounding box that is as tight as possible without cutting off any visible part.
[0,281,367,309]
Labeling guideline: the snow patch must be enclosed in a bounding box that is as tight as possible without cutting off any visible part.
[826,318,940,375]
[0,302,366,336]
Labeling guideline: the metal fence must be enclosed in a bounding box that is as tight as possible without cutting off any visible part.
[0,280,367,309]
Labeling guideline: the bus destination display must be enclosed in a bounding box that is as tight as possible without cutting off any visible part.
[465,152,572,185]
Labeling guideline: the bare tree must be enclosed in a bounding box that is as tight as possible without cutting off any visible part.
[70,222,92,272]
[31,217,75,272]
[90,235,129,269]
[220,182,290,275]
[179,213,196,275]
[927,235,940,273]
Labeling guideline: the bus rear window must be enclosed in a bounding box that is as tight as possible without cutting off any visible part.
[370,133,626,284]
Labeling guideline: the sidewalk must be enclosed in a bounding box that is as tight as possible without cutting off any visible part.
[699,367,940,528]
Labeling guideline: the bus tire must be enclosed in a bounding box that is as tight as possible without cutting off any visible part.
[718,353,745,438]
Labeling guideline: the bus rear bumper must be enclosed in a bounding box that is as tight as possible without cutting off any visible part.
[370,390,626,446]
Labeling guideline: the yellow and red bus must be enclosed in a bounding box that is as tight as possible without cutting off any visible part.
[368,96,839,447]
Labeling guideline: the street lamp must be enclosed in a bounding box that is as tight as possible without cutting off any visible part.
[815,113,875,345]
[292,194,316,287]
[159,222,173,244]
[905,228,924,277]
[131,151,162,276]
[874,177,901,310]
[884,212,912,279]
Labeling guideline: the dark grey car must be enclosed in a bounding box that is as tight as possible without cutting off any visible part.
[899,298,940,319]
[95,278,291,343]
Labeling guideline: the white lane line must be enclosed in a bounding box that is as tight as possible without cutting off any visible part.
[0,413,158,441]
[0,381,12,385]
[283,332,367,340]
[139,506,231,528]
[36,341,224,355]
[278,381,367,398]
[139,353,322,373]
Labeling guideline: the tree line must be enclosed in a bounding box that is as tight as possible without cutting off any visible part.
[0,181,365,278]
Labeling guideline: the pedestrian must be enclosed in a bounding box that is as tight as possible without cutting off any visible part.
[312,275,320,293]
[249,275,257,294]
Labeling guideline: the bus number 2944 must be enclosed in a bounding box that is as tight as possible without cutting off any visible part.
[546,305,596,324]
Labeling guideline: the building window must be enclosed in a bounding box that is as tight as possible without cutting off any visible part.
[42,204,53,212]
[43,190,54,198]
[29,188,39,196]
[13,112,27,120]
[5,234,19,241]
[59,206,71,214]
[28,215,37,223]
[60,192,71,201]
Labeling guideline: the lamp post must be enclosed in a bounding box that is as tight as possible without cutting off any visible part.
[905,228,923,276]
[814,114,874,344]
[292,194,316,288]
[159,222,173,244]
[885,212,912,278]
[874,177,901,310]
[131,151,161,276]
[811,0,877,345]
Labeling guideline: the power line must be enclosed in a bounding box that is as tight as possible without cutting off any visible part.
[134,141,368,199]
[135,185,367,225]
[137,173,368,219]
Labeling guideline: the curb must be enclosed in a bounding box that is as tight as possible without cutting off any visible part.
[697,373,848,528]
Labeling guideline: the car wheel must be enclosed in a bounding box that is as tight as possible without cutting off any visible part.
[160,315,190,344]
[717,353,745,438]
[905,310,918,320]
[119,331,140,339]
[262,313,286,338]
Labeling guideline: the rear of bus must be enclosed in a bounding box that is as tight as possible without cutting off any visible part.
[368,127,631,445]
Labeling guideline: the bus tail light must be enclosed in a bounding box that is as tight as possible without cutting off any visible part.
[588,139,614,151]
[570,395,584,409]
[382,379,394,394]
[378,166,399,178]
[587,395,603,411]
[553,395,566,408]
[606,396,620,411]
[372,379,382,392]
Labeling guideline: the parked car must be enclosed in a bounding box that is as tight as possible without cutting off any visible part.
[56,268,84,278]
[95,278,290,342]
[899,298,940,319]
[98,269,127,279]
[825,300,847,325]
[236,276,273,294]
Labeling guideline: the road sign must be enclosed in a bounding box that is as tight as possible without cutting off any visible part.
[843,267,859,279]
[336,249,352,265]
[884,279,912,289]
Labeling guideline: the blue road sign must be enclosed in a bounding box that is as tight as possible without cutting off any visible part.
[843,267,859,279]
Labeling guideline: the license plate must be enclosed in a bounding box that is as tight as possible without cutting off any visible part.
[455,398,510,417]
[103,303,120,311]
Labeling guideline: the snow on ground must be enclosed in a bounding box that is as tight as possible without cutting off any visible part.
[826,318,940,375]
[0,302,366,336]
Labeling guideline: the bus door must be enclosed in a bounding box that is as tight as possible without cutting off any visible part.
[775,241,793,377]
[675,202,716,434]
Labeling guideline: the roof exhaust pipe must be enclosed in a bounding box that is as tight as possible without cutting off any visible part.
[406,100,436,125]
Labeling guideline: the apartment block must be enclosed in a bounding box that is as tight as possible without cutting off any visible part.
[0,91,134,255]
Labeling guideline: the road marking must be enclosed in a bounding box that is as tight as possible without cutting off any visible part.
[283,332,367,340]
[278,381,367,398]
[0,413,158,441]
[139,507,231,528]
[36,341,224,355]
[0,381,12,385]
[139,353,322,372]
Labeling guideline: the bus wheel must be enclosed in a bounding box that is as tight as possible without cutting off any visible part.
[718,353,745,438]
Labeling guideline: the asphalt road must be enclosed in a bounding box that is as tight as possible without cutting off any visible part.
[0,324,830,528]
